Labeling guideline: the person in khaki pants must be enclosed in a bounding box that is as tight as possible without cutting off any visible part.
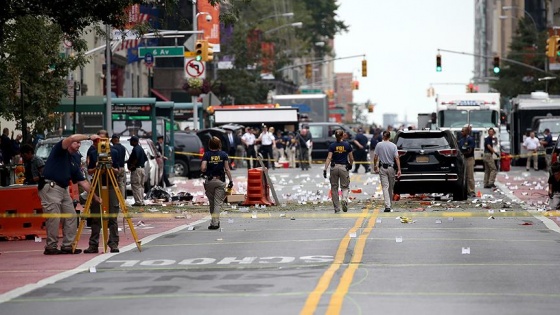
[323,129,353,213]
[201,137,233,229]
[458,126,475,197]
[483,128,499,188]
[523,131,540,171]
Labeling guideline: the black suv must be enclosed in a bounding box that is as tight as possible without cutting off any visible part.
[393,130,467,201]
[174,131,204,178]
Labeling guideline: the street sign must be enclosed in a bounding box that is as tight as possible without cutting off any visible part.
[329,109,346,114]
[144,53,154,65]
[184,58,206,79]
[138,46,184,58]
[183,35,195,52]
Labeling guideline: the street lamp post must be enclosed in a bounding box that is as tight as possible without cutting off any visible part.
[72,81,80,134]
[264,22,303,34]
[257,12,294,22]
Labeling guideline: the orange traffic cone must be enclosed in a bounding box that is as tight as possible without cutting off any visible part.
[477,190,482,198]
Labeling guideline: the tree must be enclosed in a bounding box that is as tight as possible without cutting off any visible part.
[207,0,348,104]
[0,0,144,131]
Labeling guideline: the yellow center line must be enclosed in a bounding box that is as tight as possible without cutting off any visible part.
[326,206,378,315]
[299,206,370,315]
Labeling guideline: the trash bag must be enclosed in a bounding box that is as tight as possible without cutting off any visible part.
[147,186,171,202]
[176,191,193,201]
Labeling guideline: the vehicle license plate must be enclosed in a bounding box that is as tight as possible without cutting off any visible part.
[416,156,429,163]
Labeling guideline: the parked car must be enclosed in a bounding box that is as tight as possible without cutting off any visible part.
[174,131,204,178]
[301,122,356,161]
[393,129,467,201]
[120,136,163,192]
[35,137,93,166]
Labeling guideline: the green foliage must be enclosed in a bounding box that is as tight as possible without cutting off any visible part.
[491,18,560,98]
[216,69,270,104]
[0,0,142,127]
[210,0,347,104]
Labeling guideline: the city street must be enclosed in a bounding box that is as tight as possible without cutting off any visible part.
[1,165,559,315]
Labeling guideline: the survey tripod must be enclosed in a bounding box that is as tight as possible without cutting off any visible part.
[71,139,142,253]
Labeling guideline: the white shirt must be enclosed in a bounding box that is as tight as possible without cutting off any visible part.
[242,132,256,145]
[260,132,275,145]
[523,137,540,150]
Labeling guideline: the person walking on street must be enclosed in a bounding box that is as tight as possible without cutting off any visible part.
[459,126,476,197]
[20,144,44,185]
[352,128,369,173]
[201,136,233,229]
[84,138,121,253]
[373,130,401,212]
[242,127,257,168]
[483,127,499,188]
[127,136,147,206]
[40,133,101,255]
[156,135,173,187]
[540,128,553,171]
[110,134,127,198]
[323,129,353,213]
[523,131,540,171]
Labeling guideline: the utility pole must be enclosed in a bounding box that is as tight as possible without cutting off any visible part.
[105,24,113,135]
[192,0,199,130]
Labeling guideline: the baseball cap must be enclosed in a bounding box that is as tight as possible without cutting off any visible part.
[111,134,119,139]
[129,136,139,142]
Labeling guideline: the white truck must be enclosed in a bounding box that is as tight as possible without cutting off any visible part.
[436,93,501,167]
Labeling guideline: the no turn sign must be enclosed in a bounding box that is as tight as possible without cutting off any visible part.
[184,58,206,79]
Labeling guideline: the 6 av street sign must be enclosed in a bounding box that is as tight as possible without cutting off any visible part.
[138,46,184,58]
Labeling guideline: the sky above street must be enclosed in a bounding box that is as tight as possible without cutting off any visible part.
[334,0,475,127]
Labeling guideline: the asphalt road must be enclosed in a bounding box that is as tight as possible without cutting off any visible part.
[1,165,559,315]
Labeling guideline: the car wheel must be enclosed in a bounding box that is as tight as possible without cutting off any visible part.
[452,182,467,201]
[174,160,188,177]
[145,173,152,192]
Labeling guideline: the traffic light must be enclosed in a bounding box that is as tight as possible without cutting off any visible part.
[361,60,367,77]
[493,56,500,74]
[556,36,560,57]
[352,80,359,90]
[195,40,204,61]
[305,64,312,79]
[436,54,442,72]
[203,41,214,62]
[546,36,558,58]
[367,103,374,113]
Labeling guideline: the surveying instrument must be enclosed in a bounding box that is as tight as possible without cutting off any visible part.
[71,138,142,253]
